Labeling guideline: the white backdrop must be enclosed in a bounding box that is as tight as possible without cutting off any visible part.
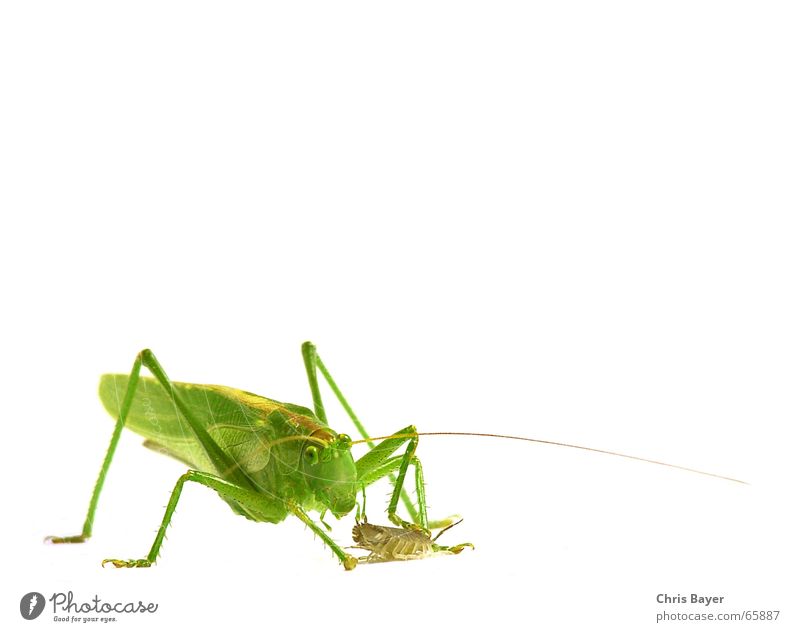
[2,2,798,631]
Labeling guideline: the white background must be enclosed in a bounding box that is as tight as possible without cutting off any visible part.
[1,2,798,630]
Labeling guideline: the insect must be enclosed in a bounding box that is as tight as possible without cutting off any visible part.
[47,343,465,570]
[351,518,474,563]
[47,342,745,570]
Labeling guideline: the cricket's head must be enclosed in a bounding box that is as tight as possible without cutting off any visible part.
[301,429,357,517]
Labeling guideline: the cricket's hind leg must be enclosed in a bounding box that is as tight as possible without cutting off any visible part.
[301,342,455,529]
[46,352,149,545]
[47,349,253,545]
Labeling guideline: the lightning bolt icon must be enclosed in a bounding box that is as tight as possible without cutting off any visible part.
[29,594,37,615]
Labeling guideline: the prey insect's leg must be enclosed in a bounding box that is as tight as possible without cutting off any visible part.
[47,349,254,545]
[431,519,474,555]
[301,342,419,524]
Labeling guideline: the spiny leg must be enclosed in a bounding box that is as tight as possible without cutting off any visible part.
[101,470,357,570]
[289,502,357,571]
[46,353,145,544]
[103,470,244,568]
[355,431,472,559]
[301,342,420,524]
[354,424,431,532]
[47,349,253,545]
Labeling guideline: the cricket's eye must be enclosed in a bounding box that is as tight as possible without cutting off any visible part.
[304,445,319,465]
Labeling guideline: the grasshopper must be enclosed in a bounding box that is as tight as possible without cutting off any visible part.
[47,342,744,570]
[47,343,462,570]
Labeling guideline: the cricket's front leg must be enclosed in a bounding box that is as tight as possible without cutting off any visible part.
[355,424,428,531]
[355,425,462,534]
[300,342,422,525]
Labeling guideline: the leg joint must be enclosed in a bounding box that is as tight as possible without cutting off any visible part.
[301,341,316,356]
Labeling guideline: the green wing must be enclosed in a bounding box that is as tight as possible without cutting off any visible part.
[98,375,320,477]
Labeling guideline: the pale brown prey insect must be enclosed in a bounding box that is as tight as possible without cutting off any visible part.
[351,519,474,564]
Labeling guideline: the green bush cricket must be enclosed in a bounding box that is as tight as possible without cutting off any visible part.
[47,342,746,570]
[47,342,464,570]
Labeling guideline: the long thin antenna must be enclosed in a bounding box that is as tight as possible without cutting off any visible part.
[351,431,748,485]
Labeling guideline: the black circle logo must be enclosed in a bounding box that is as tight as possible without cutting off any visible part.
[20,592,46,620]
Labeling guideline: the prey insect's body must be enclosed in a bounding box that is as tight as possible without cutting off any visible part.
[351,520,474,563]
[47,343,445,570]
